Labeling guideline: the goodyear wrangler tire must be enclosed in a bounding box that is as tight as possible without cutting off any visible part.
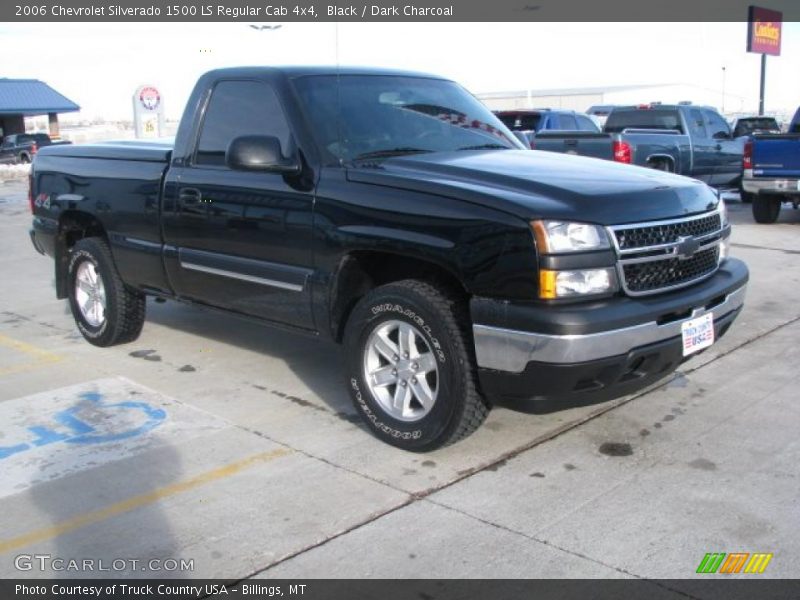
[67,237,146,347]
[343,280,489,451]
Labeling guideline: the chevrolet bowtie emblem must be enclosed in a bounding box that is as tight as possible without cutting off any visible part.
[676,235,701,259]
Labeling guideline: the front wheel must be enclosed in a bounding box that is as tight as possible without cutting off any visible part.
[67,237,146,346]
[343,280,489,451]
[752,194,782,224]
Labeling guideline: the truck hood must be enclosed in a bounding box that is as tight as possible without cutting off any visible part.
[347,150,719,225]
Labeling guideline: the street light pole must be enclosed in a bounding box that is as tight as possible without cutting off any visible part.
[758,54,766,116]
[721,66,726,114]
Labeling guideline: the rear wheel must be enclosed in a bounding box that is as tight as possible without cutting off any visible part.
[19,153,31,164]
[343,280,489,451]
[752,194,782,224]
[67,237,146,346]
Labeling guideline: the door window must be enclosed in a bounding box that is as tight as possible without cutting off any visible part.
[195,80,291,167]
[555,114,578,130]
[705,110,730,139]
[688,110,708,139]
[576,115,599,132]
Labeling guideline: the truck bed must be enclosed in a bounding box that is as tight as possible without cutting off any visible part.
[37,139,173,162]
[531,131,614,161]
[32,138,173,296]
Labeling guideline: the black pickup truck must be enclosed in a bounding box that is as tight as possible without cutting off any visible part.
[29,67,749,451]
[0,133,65,164]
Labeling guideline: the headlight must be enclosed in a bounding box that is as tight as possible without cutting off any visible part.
[532,220,611,253]
[719,236,730,263]
[539,267,617,299]
[719,198,729,228]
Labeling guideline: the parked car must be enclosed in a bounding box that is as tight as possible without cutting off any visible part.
[0,133,67,164]
[30,67,748,451]
[730,116,781,139]
[741,107,800,223]
[494,109,600,141]
[495,109,614,160]
[529,104,747,186]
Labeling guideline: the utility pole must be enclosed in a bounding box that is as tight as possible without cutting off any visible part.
[758,54,766,116]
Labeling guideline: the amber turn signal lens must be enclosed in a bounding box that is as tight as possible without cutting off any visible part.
[539,269,557,299]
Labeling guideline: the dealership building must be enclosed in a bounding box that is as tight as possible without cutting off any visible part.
[477,83,746,116]
[0,79,80,139]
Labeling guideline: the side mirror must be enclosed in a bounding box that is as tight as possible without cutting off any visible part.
[712,130,730,140]
[226,135,300,174]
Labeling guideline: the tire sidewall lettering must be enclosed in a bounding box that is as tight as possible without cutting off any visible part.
[369,302,446,364]
[350,378,422,440]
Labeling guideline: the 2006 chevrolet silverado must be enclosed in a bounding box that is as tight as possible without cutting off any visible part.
[29,67,749,451]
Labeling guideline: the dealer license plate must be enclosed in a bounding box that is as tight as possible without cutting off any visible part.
[681,313,714,357]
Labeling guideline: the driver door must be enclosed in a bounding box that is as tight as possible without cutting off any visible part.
[161,80,316,330]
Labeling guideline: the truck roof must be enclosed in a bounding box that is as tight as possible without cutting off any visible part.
[202,66,447,80]
[613,104,715,111]
[494,109,579,115]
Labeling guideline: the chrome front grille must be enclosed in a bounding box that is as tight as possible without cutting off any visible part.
[610,210,725,296]
[615,213,721,250]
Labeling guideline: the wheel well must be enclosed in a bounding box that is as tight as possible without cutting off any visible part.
[646,155,675,171]
[54,211,107,299]
[330,251,467,342]
[59,210,107,248]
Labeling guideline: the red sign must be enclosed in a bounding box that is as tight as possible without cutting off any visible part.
[747,6,782,56]
[138,86,161,111]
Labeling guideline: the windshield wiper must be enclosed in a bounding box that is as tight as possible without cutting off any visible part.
[352,148,432,161]
[457,143,510,151]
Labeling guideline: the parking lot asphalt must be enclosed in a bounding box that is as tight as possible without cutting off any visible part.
[0,179,798,583]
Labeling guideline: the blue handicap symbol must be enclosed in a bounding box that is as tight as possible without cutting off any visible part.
[0,390,167,460]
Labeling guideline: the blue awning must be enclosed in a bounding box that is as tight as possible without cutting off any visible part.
[0,79,80,116]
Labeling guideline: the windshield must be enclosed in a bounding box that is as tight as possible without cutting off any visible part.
[604,109,683,133]
[292,75,523,163]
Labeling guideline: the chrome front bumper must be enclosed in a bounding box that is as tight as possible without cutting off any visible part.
[473,285,746,373]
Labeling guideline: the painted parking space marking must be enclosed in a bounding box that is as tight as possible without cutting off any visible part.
[0,448,291,555]
[0,377,228,498]
[0,333,63,377]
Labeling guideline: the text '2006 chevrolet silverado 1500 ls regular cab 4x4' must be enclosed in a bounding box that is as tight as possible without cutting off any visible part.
[29,67,749,451]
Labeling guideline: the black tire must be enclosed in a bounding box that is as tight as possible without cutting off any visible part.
[19,153,31,164]
[343,280,489,451]
[752,194,782,224]
[67,237,146,346]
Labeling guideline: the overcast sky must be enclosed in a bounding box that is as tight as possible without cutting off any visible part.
[2,21,799,120]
